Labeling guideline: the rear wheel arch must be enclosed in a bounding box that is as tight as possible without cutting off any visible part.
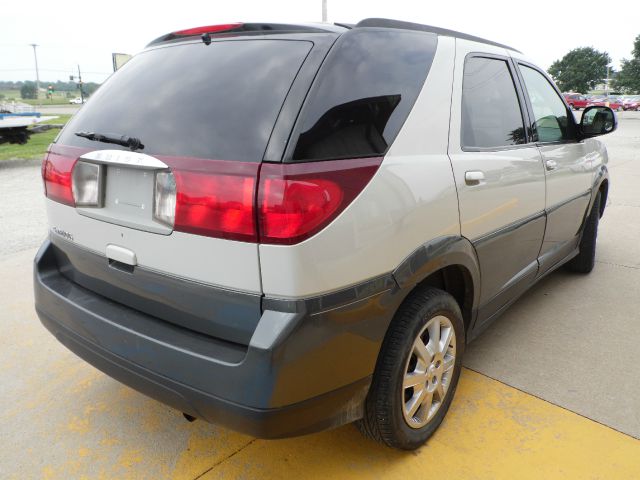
[391,236,480,335]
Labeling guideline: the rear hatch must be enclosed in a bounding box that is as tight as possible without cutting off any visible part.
[42,34,325,345]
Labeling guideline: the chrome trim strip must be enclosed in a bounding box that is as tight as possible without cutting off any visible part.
[81,149,168,170]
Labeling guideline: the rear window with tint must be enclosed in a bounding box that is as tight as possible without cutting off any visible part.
[290,29,437,162]
[57,40,312,162]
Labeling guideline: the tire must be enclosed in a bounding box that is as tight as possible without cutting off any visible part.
[356,287,465,450]
[567,193,600,273]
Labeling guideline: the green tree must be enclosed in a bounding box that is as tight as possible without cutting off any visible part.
[83,82,100,97]
[612,34,640,93]
[20,81,37,99]
[548,47,611,93]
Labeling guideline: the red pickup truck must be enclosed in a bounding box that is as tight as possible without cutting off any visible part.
[563,93,589,110]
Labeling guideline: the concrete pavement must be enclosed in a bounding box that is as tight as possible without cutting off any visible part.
[464,111,640,438]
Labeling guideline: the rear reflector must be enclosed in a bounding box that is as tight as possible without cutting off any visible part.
[42,151,76,207]
[258,157,382,245]
[173,23,243,36]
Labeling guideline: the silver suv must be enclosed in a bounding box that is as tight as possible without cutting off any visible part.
[34,19,615,450]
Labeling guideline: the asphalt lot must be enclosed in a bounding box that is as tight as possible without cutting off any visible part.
[1,111,639,478]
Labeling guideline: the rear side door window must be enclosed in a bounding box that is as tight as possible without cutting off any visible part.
[518,65,576,143]
[461,56,526,149]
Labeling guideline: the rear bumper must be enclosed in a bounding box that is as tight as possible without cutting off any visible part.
[34,238,397,438]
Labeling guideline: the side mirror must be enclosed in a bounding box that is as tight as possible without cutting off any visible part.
[580,106,617,138]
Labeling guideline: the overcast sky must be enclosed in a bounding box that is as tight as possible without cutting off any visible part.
[1,0,638,84]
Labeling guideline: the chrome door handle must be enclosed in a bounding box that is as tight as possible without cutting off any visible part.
[465,171,485,185]
[545,159,558,171]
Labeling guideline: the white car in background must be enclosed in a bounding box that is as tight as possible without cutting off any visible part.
[69,97,85,104]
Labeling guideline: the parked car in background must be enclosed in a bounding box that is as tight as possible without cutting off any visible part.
[587,97,624,111]
[69,97,85,104]
[622,95,640,111]
[563,93,589,110]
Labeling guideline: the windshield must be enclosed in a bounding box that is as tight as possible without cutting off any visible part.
[57,39,312,162]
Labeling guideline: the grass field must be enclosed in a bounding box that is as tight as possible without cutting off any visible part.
[1,89,79,106]
[0,114,72,161]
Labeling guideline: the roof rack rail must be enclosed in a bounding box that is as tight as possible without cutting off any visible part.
[355,18,521,53]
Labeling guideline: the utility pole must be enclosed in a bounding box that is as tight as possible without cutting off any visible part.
[322,0,327,22]
[29,43,40,101]
[77,65,84,103]
[70,65,84,103]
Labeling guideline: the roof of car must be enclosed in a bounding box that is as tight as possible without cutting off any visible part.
[147,18,521,53]
[354,18,521,53]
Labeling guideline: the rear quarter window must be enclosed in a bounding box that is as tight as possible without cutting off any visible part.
[57,40,312,162]
[289,29,437,162]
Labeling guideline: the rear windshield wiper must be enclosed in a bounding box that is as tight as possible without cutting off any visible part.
[75,131,144,151]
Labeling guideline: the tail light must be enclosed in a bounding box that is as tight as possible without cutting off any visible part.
[258,158,382,245]
[42,151,76,207]
[172,169,257,242]
[44,146,382,245]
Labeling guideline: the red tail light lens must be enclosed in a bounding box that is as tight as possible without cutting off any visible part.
[162,158,259,242]
[258,157,382,245]
[173,23,243,36]
[42,151,76,206]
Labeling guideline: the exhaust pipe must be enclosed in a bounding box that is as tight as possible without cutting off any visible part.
[183,412,197,422]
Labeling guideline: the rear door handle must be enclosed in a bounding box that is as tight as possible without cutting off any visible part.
[545,159,558,171]
[465,171,485,185]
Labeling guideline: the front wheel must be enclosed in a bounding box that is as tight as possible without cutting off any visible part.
[357,287,465,450]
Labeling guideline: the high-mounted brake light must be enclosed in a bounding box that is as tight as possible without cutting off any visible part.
[173,23,243,36]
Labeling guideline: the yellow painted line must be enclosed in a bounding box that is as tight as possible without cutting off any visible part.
[199,369,640,480]
[3,272,640,480]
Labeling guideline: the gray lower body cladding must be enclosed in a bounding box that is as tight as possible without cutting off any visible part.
[33,238,401,437]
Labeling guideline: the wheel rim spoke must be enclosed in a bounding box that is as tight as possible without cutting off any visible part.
[443,355,455,373]
[417,391,434,423]
[435,383,446,402]
[440,326,453,354]
[406,388,426,417]
[403,372,427,389]
[413,337,433,363]
[427,320,441,351]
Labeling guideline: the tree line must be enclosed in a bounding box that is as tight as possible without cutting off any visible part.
[549,34,640,94]
[0,80,101,100]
